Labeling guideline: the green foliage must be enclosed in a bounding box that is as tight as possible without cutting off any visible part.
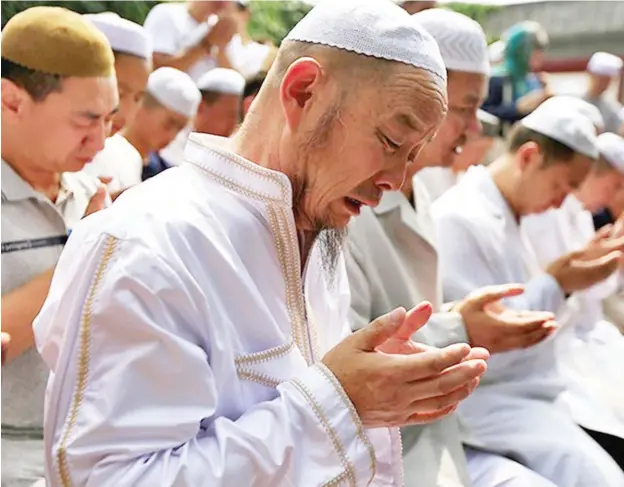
[1,1,159,27]
[247,1,311,46]
[445,2,499,24]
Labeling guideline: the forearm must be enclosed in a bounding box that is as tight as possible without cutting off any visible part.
[153,46,207,72]
[215,47,233,69]
[56,364,377,487]
[1,268,54,362]
[509,273,566,314]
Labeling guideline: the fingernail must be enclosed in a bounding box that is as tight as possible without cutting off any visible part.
[388,308,404,324]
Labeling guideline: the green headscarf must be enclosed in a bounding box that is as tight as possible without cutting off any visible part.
[493,21,548,98]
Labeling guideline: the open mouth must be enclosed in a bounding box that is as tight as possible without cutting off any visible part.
[344,197,363,215]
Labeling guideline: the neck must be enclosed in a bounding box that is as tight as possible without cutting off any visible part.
[401,160,428,203]
[488,154,522,222]
[2,139,61,202]
[586,84,604,99]
[187,3,211,23]
[122,128,151,162]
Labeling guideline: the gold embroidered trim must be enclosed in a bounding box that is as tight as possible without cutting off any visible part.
[236,369,282,388]
[291,378,356,487]
[317,363,377,485]
[267,203,316,365]
[197,166,283,203]
[56,236,118,487]
[323,470,350,487]
[234,341,294,366]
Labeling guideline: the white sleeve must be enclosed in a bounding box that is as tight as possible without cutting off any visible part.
[425,312,469,348]
[143,4,181,55]
[344,239,374,331]
[43,234,375,487]
[435,213,566,314]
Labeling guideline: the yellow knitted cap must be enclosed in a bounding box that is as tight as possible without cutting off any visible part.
[2,6,115,77]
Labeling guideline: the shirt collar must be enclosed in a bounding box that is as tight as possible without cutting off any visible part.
[184,132,293,206]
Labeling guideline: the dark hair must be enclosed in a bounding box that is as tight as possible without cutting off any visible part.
[1,57,63,101]
[507,123,577,165]
[243,72,267,99]
[200,90,223,106]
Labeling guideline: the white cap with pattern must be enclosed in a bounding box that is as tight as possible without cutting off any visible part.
[521,101,599,159]
[147,67,201,118]
[197,68,246,96]
[412,8,489,76]
[84,12,152,60]
[587,52,623,77]
[284,0,446,85]
[597,132,624,175]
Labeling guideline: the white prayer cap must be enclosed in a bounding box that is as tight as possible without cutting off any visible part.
[587,52,623,77]
[597,133,624,175]
[147,67,201,118]
[412,8,489,76]
[521,102,599,159]
[84,12,152,60]
[536,96,605,132]
[197,68,246,96]
[284,0,446,84]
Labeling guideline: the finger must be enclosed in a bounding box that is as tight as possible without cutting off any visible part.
[405,404,458,425]
[469,284,525,307]
[462,347,490,362]
[572,250,622,282]
[594,224,614,241]
[98,176,113,185]
[601,235,624,253]
[493,312,556,333]
[408,381,476,415]
[406,359,486,400]
[390,302,433,341]
[497,322,557,352]
[352,308,406,352]
[396,343,472,382]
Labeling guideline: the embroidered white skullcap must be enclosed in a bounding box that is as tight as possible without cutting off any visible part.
[284,0,446,84]
[84,12,152,60]
[147,67,201,118]
[412,8,489,75]
[587,52,623,77]
[597,132,624,174]
[536,96,605,132]
[197,68,246,96]
[521,101,599,159]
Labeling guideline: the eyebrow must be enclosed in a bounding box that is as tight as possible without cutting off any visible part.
[77,106,119,120]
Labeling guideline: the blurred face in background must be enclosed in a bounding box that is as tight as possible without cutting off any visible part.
[412,70,487,172]
[529,48,545,72]
[195,92,241,137]
[110,53,151,135]
[575,163,624,213]
[129,96,190,153]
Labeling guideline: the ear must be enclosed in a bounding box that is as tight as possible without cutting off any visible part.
[516,141,543,172]
[280,57,323,130]
[1,79,28,119]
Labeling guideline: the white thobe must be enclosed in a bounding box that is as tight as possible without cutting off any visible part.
[414,167,458,203]
[34,133,402,486]
[83,134,143,193]
[346,179,556,487]
[522,196,624,426]
[431,166,624,487]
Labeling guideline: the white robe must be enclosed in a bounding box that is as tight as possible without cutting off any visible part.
[34,133,402,486]
[431,165,624,487]
[522,196,624,426]
[83,134,143,193]
[414,167,458,203]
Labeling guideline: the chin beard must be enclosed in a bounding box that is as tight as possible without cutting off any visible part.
[316,226,348,287]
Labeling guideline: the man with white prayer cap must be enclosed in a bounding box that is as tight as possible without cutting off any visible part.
[433,99,624,485]
[84,12,152,135]
[195,67,246,137]
[347,8,558,487]
[521,131,624,466]
[1,7,118,486]
[33,2,495,485]
[85,66,200,192]
[584,51,624,135]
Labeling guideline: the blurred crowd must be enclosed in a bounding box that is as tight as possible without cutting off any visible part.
[1,1,624,486]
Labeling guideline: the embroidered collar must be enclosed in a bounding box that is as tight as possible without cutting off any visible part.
[185,132,293,206]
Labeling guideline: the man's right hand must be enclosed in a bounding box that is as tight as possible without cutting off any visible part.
[83,186,109,218]
[547,247,623,293]
[204,16,236,49]
[322,304,488,428]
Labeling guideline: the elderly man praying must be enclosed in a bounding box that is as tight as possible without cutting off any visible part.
[34,2,488,486]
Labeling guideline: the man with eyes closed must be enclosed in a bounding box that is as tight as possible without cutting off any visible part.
[346,9,559,487]
[1,7,118,486]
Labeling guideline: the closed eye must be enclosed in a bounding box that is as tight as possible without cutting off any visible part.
[378,131,401,152]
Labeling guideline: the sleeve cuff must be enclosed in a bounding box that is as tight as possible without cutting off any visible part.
[528,273,567,314]
[288,363,377,486]
[425,311,469,348]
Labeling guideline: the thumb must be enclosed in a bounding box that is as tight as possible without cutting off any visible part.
[391,301,433,341]
[352,307,406,352]
[593,224,613,242]
[469,283,525,308]
[84,187,107,217]
[98,176,113,185]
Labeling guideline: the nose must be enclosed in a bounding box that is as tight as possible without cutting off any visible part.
[467,112,482,139]
[89,119,109,154]
[376,160,408,192]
